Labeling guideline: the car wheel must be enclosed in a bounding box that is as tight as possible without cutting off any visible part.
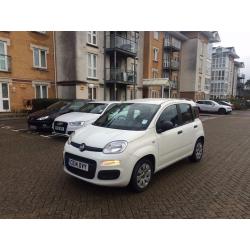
[130,158,153,192]
[189,139,204,162]
[218,108,226,114]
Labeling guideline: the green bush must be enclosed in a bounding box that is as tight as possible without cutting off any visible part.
[230,99,248,110]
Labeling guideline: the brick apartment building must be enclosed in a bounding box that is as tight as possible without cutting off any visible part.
[0,31,56,112]
[143,31,220,101]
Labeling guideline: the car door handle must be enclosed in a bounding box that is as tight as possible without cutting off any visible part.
[194,125,198,128]
[177,130,183,135]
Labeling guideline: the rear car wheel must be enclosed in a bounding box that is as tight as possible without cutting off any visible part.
[130,158,153,192]
[189,139,204,162]
[218,108,226,115]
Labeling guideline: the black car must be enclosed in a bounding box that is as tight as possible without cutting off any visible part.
[27,99,90,131]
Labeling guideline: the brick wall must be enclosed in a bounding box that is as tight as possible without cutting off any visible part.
[0,31,55,112]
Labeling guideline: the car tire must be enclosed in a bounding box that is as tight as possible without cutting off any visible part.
[189,139,204,162]
[218,108,226,115]
[130,158,153,192]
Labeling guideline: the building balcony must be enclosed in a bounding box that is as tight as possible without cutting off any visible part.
[164,37,181,51]
[237,73,245,79]
[0,54,11,72]
[105,68,136,85]
[105,33,138,57]
[163,59,179,70]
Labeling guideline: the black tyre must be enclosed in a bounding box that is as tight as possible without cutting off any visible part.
[130,158,153,192]
[189,139,204,162]
[218,108,226,115]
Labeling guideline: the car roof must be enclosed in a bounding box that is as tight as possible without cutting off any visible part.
[123,98,196,105]
[88,101,121,104]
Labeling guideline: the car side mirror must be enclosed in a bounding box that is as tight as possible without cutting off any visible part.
[156,121,174,133]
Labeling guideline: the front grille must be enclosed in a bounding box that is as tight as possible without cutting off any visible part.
[64,152,97,179]
[70,141,103,152]
[54,121,68,134]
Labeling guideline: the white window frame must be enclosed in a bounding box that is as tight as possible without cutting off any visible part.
[153,48,159,62]
[0,40,8,71]
[152,68,158,79]
[87,53,97,79]
[34,84,48,99]
[0,82,10,112]
[151,90,160,98]
[87,31,97,46]
[32,47,48,69]
[153,31,159,40]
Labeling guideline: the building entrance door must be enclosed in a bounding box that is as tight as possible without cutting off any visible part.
[0,82,10,112]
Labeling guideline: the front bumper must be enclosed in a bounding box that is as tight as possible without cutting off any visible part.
[53,121,83,136]
[63,142,139,187]
[28,119,54,130]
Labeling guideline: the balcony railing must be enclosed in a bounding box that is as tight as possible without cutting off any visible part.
[164,37,181,50]
[105,68,136,84]
[0,54,11,72]
[237,73,245,79]
[106,34,138,54]
[163,59,179,70]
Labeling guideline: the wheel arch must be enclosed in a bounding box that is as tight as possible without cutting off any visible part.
[134,154,156,173]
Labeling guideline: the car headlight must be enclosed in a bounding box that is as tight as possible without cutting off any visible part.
[69,121,85,126]
[103,140,128,154]
[67,131,75,145]
[37,115,49,121]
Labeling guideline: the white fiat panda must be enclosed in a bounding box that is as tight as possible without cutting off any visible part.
[63,98,204,192]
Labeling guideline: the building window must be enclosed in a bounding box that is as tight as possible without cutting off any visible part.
[151,90,160,98]
[153,48,159,62]
[0,41,7,71]
[0,82,10,111]
[152,68,158,78]
[153,31,159,40]
[35,85,48,99]
[199,58,203,73]
[88,53,97,78]
[88,87,97,100]
[87,31,97,46]
[33,47,47,69]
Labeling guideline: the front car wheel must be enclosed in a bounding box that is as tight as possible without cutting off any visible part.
[130,158,153,192]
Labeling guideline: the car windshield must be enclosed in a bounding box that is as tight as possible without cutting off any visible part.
[93,103,160,131]
[46,101,70,111]
[79,103,108,114]
[67,100,88,111]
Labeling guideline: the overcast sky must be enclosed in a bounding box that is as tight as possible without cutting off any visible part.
[216,31,250,81]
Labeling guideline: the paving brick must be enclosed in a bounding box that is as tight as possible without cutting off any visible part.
[0,112,250,218]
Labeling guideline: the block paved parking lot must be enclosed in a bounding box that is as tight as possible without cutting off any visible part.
[0,111,250,218]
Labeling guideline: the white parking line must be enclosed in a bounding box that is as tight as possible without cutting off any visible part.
[40,135,51,138]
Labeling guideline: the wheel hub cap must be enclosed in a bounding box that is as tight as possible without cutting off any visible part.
[136,163,151,189]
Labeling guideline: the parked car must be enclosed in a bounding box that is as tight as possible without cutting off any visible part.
[53,101,120,136]
[216,100,235,110]
[27,99,90,131]
[196,100,232,114]
[63,98,204,192]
